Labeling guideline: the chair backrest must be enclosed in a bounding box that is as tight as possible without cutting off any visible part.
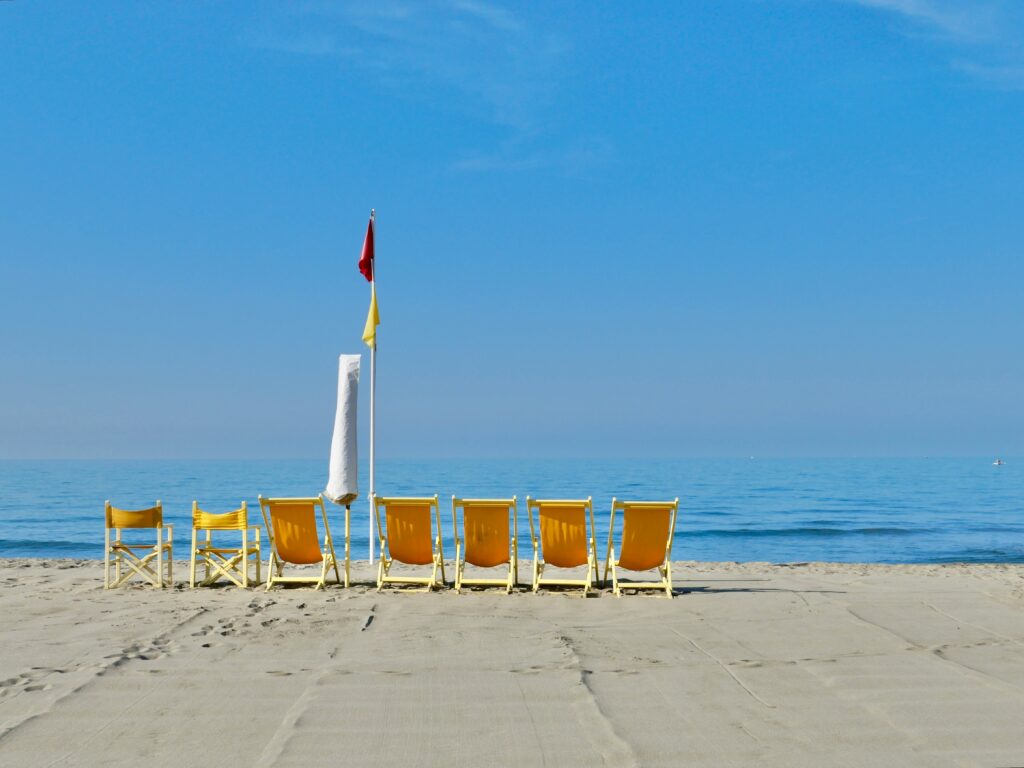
[614,499,679,572]
[259,496,325,565]
[529,498,594,568]
[375,496,438,566]
[454,497,515,568]
[106,501,162,529]
[193,501,248,530]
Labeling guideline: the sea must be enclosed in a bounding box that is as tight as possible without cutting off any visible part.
[0,458,1020,564]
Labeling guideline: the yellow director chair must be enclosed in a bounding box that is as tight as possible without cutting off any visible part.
[526,497,598,595]
[604,498,680,598]
[451,496,518,593]
[104,500,173,589]
[374,495,446,591]
[259,495,343,590]
[189,501,261,588]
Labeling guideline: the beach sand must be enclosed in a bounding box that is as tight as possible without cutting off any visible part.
[1,559,1023,767]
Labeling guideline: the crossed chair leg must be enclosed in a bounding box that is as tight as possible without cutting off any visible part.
[105,546,172,589]
[190,548,262,588]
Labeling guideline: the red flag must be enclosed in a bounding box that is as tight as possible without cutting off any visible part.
[358,217,374,282]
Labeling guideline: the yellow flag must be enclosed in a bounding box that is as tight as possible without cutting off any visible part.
[362,283,379,348]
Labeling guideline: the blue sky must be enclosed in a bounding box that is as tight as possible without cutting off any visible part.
[2,0,1022,459]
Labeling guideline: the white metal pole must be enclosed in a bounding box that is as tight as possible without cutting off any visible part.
[369,339,376,564]
[368,210,376,565]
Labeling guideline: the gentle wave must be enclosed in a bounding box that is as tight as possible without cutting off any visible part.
[0,539,97,553]
[687,526,923,538]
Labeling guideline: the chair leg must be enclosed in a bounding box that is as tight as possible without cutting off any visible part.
[315,558,328,590]
[104,528,111,589]
[189,530,197,588]
[241,533,248,588]
[665,562,673,598]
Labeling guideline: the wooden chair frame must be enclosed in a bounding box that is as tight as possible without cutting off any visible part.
[259,495,344,591]
[374,494,446,591]
[104,501,173,589]
[451,496,518,594]
[189,501,262,588]
[526,497,598,595]
[604,498,679,598]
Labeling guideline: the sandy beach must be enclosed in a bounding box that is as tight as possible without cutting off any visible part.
[0,560,1021,767]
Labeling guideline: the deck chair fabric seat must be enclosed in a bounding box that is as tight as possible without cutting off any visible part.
[452,497,518,593]
[259,495,346,590]
[527,497,598,595]
[374,495,446,591]
[104,501,173,589]
[189,501,261,588]
[604,498,679,598]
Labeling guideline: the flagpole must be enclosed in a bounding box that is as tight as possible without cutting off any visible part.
[368,209,376,565]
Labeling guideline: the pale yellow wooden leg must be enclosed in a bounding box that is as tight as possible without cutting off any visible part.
[454,538,462,593]
[104,528,111,589]
[189,529,197,588]
[512,536,519,587]
[437,538,446,585]
[241,531,248,588]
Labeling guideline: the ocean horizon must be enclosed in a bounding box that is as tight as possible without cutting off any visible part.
[1,457,1020,564]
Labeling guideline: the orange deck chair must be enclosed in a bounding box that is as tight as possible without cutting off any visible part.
[374,495,446,591]
[451,496,518,593]
[526,497,598,595]
[189,501,261,588]
[258,495,344,590]
[104,500,173,589]
[604,498,679,598]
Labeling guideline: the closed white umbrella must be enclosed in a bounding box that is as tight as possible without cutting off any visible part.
[325,354,360,505]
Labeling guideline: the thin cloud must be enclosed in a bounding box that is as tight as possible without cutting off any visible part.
[242,2,562,129]
[449,0,522,32]
[839,0,1024,87]
[847,0,998,42]
[240,1,600,172]
[451,136,613,175]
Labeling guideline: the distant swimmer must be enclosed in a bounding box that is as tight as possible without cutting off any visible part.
[993,458,1005,466]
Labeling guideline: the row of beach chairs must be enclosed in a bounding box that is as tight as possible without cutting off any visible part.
[103,495,680,597]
